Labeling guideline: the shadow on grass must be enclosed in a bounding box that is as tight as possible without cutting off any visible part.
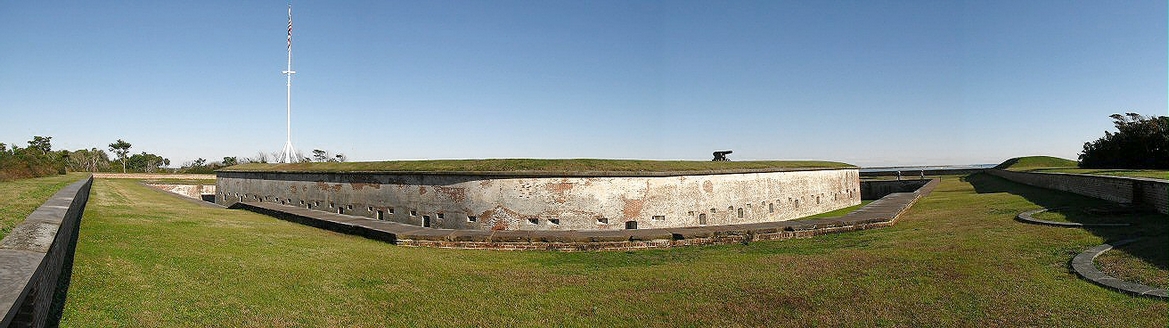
[963,172,1167,271]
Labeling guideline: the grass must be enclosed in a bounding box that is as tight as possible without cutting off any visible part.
[1029,208,1157,225]
[996,155,1167,180]
[1022,168,1168,180]
[140,178,218,185]
[221,159,855,174]
[793,200,874,220]
[996,156,1077,170]
[0,173,88,239]
[60,175,1167,327]
[1096,238,1168,289]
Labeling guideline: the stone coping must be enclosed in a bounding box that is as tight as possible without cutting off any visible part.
[217,166,855,178]
[0,176,92,326]
[1070,238,1168,300]
[230,179,939,251]
[1015,208,1131,227]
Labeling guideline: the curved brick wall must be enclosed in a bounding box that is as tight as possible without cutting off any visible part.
[216,169,860,231]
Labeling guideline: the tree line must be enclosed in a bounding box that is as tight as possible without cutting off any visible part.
[1,136,349,181]
[1078,113,1168,169]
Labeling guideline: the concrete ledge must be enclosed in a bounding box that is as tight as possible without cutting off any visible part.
[1070,239,1168,300]
[232,178,940,251]
[0,176,93,327]
[1015,208,1131,227]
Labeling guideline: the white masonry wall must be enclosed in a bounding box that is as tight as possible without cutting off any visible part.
[217,169,860,231]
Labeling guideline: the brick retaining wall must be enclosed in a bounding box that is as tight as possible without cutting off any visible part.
[987,169,1167,214]
[0,176,93,327]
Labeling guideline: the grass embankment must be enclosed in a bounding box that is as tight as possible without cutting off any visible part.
[221,159,854,173]
[996,156,1078,170]
[1023,168,1168,180]
[997,156,1167,180]
[62,175,1166,326]
[0,173,87,239]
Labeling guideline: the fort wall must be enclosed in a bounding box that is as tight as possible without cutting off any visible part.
[987,169,1168,214]
[216,168,861,231]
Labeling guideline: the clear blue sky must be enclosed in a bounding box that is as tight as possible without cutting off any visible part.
[1,1,1164,167]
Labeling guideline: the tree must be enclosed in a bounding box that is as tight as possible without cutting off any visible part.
[109,139,132,173]
[312,149,328,162]
[127,152,169,173]
[222,156,238,166]
[1078,113,1169,169]
[27,136,52,155]
[312,149,345,162]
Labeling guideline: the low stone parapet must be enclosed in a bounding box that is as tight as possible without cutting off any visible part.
[0,176,93,327]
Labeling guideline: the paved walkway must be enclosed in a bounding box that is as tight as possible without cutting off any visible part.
[232,179,939,251]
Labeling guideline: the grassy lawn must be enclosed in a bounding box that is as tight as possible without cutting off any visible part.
[794,200,874,220]
[0,173,88,239]
[1096,238,1168,290]
[997,155,1168,180]
[1022,168,1168,180]
[61,175,1166,327]
[222,159,854,173]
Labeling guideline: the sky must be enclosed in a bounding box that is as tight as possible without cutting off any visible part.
[0,1,1164,167]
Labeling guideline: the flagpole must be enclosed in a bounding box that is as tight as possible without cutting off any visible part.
[280,4,297,163]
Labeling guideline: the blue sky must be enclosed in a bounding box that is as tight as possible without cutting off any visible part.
[1,1,1164,167]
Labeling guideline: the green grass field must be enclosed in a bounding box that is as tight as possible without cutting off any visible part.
[222,159,854,173]
[996,156,1078,170]
[996,156,1168,180]
[0,173,88,239]
[58,174,1166,327]
[1023,168,1169,180]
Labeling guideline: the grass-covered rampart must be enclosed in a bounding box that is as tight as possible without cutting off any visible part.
[997,156,1167,180]
[59,175,1166,326]
[0,173,88,239]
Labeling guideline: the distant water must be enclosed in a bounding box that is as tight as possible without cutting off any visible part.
[859,164,996,173]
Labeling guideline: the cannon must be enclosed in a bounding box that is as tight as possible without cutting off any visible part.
[712,150,733,162]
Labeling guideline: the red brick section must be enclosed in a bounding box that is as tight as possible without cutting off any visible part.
[233,179,940,251]
[988,169,1168,215]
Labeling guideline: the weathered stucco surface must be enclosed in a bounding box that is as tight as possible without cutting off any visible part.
[217,169,860,231]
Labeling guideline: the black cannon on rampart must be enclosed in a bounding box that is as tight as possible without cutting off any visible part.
[712,150,733,162]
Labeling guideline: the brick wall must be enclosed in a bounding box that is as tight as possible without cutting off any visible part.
[0,176,93,327]
[987,169,1167,214]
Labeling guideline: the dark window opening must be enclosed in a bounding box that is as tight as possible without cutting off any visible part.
[549,219,560,225]
[699,213,707,225]
[467,216,477,223]
[625,221,638,230]
[527,218,539,225]
[422,216,431,227]
[737,208,744,218]
[597,218,609,224]
[376,210,384,220]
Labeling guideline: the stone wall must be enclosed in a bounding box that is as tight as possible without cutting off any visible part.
[987,169,1168,214]
[145,183,216,200]
[0,176,92,327]
[860,179,932,200]
[217,169,860,231]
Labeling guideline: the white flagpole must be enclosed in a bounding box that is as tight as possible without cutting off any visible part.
[280,4,297,163]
